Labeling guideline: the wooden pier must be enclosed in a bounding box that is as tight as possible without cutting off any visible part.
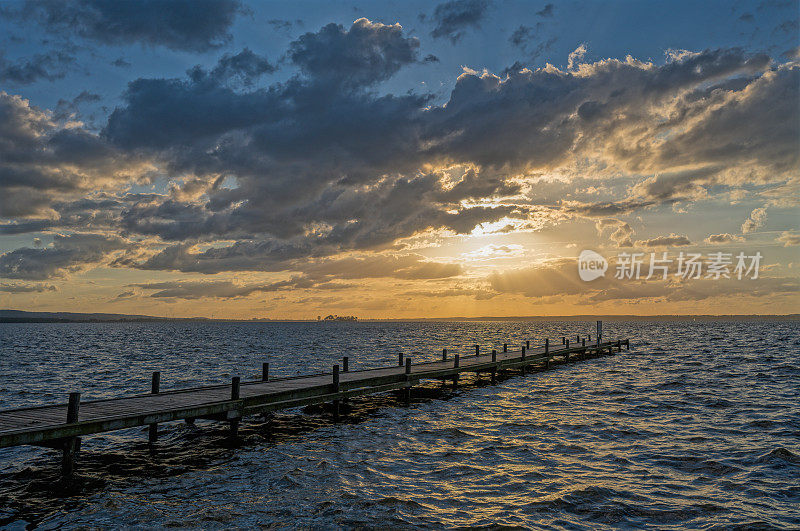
[0,326,629,476]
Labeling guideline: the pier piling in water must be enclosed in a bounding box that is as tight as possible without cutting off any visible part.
[262,362,269,382]
[230,377,241,437]
[61,392,81,477]
[148,372,160,444]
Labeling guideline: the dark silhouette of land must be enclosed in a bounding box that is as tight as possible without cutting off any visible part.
[0,309,797,323]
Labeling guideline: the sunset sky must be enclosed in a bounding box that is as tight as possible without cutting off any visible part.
[0,0,798,318]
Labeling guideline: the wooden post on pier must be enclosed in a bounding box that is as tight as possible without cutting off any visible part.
[562,336,565,345]
[398,352,404,366]
[491,349,497,384]
[597,320,602,344]
[521,346,526,375]
[545,338,550,369]
[404,357,412,406]
[262,362,269,382]
[442,348,447,361]
[332,365,340,420]
[148,371,160,444]
[565,339,570,363]
[475,345,479,357]
[503,343,507,353]
[61,392,81,477]
[576,335,580,343]
[526,340,530,349]
[453,353,460,387]
[581,337,586,360]
[343,356,349,372]
[230,377,241,437]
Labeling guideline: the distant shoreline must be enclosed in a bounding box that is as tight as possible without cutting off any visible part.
[1,310,798,323]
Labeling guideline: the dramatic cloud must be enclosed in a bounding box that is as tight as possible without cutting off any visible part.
[0,233,130,280]
[705,233,744,244]
[200,48,276,86]
[0,50,75,84]
[14,0,242,52]
[0,91,147,218]
[1,16,797,306]
[741,207,767,233]
[635,234,691,247]
[489,259,590,298]
[429,0,489,43]
[131,278,313,299]
[288,18,419,89]
[777,231,800,246]
[536,4,554,17]
[0,282,57,293]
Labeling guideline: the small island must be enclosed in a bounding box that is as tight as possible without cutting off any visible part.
[318,314,358,322]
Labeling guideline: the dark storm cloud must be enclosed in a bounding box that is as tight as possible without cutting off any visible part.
[111,57,131,68]
[0,91,140,218]
[0,50,75,84]
[14,0,242,52]
[429,0,489,43]
[0,233,129,280]
[288,18,420,89]
[200,48,276,86]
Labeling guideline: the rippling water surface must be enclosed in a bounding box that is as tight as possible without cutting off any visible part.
[0,319,798,529]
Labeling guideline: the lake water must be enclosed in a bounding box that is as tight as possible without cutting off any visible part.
[0,320,798,529]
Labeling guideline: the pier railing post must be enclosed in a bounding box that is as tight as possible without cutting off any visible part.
[398,352,404,366]
[521,346,526,375]
[475,345,479,357]
[343,356,349,373]
[503,343,507,353]
[526,340,530,349]
[453,353,460,387]
[62,392,81,477]
[545,339,550,369]
[404,357,412,405]
[332,365,340,420]
[491,350,497,384]
[442,348,447,361]
[148,371,160,444]
[230,377,241,437]
[262,362,269,382]
[565,339,570,363]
